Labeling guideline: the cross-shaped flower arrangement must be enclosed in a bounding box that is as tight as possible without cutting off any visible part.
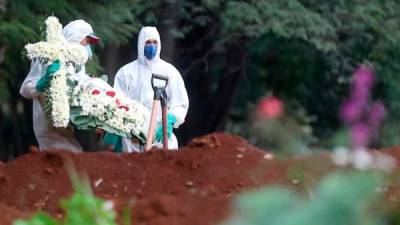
[25,16,88,127]
[25,16,148,143]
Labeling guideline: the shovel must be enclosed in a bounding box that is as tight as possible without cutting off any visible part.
[145,74,169,151]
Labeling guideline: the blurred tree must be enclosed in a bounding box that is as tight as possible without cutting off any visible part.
[215,0,400,149]
[158,0,400,148]
[3,0,400,159]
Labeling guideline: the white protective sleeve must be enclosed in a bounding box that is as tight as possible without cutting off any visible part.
[20,61,44,99]
[113,68,127,93]
[167,66,189,128]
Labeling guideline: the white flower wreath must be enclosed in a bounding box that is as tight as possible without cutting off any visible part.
[25,16,148,143]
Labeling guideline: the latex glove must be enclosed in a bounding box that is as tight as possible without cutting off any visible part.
[35,60,61,92]
[155,113,177,143]
[103,132,123,152]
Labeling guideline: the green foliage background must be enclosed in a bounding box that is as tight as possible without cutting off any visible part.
[2,0,400,158]
[222,172,385,225]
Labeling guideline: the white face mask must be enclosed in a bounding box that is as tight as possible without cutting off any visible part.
[85,45,93,59]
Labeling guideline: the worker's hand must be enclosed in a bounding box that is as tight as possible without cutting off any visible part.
[95,128,105,143]
[131,137,140,144]
[36,60,61,92]
[95,128,105,135]
[155,113,177,142]
[103,132,123,152]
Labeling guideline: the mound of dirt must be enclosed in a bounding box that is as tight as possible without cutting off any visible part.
[1,133,399,225]
[0,203,30,225]
[0,133,286,225]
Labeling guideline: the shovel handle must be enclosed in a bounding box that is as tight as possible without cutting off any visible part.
[162,106,168,150]
[145,100,159,151]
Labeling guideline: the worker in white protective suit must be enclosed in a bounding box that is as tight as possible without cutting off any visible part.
[112,26,189,152]
[20,20,100,152]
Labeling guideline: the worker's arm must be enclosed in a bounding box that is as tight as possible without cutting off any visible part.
[20,60,60,98]
[168,67,189,128]
[20,62,44,99]
[113,68,128,93]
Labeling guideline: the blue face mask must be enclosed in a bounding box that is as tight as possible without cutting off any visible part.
[86,45,93,59]
[144,44,157,60]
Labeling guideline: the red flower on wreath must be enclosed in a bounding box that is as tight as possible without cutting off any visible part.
[115,99,121,106]
[119,105,129,112]
[106,91,116,97]
[92,90,100,95]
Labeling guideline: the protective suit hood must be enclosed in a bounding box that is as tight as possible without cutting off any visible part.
[62,20,94,44]
[137,26,161,64]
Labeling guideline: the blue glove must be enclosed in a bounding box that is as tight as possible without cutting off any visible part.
[103,132,123,152]
[36,60,61,92]
[155,114,177,142]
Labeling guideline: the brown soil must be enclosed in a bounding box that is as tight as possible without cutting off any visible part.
[0,133,399,225]
[0,203,30,225]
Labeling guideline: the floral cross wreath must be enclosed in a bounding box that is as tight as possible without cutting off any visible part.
[25,16,148,144]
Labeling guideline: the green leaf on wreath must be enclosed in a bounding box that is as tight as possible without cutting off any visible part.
[70,115,92,126]
[70,106,83,115]
[94,117,105,127]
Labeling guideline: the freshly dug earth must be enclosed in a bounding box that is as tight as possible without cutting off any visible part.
[0,203,29,225]
[0,133,400,225]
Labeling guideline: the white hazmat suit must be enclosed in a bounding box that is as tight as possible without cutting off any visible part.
[20,20,95,151]
[114,26,189,152]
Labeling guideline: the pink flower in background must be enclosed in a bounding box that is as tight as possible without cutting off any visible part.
[339,64,386,149]
[351,123,370,149]
[368,101,386,128]
[350,66,374,103]
[340,99,365,124]
[257,96,284,119]
[349,65,375,104]
[353,65,375,93]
